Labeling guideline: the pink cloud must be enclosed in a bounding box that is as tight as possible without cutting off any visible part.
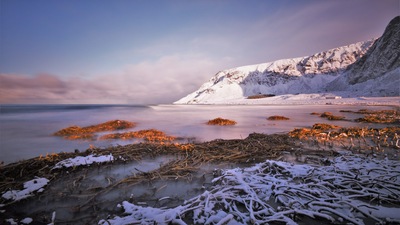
[0,73,116,103]
[0,54,227,104]
[0,73,66,89]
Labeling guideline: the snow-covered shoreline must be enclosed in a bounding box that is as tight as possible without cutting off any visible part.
[2,130,400,225]
[1,107,399,224]
[100,155,400,225]
[3,152,399,225]
[175,94,400,107]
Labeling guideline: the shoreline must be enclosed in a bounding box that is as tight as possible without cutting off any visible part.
[4,103,399,165]
[1,120,399,224]
[173,95,400,107]
[1,107,399,224]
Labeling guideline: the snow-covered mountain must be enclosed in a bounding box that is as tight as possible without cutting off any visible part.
[348,16,400,84]
[175,16,399,104]
[326,16,400,96]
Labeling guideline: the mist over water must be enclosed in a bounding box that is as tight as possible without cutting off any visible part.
[0,104,393,164]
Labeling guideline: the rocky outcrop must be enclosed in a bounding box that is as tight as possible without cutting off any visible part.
[346,16,400,85]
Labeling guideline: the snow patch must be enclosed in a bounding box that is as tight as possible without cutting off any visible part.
[6,218,18,225]
[20,218,33,224]
[2,177,49,202]
[53,154,114,169]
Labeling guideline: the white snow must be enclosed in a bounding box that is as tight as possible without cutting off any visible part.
[98,155,400,225]
[174,40,381,105]
[2,177,49,202]
[48,211,56,225]
[174,34,399,105]
[20,218,33,224]
[6,218,17,225]
[179,93,400,106]
[53,154,114,169]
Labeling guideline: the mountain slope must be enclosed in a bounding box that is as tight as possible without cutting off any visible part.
[175,40,374,104]
[347,16,400,85]
[326,16,400,96]
[175,16,399,104]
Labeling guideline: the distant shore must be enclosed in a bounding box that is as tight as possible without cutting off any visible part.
[174,94,400,106]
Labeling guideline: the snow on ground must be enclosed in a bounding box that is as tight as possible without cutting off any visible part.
[2,177,49,202]
[20,218,33,224]
[185,94,400,106]
[99,155,400,225]
[5,218,17,225]
[7,217,34,225]
[52,154,114,169]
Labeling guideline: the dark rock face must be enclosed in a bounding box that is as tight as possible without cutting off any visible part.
[347,16,400,85]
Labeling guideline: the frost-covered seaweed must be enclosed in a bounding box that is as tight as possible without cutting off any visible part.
[99,155,400,225]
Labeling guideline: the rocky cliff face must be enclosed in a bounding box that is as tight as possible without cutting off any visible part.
[346,16,400,85]
[325,16,400,96]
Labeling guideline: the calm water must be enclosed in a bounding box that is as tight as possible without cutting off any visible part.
[0,104,394,164]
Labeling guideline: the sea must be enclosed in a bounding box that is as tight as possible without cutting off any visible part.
[0,104,394,164]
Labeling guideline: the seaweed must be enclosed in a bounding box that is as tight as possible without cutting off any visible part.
[207,117,237,126]
[320,112,346,121]
[54,120,135,140]
[267,115,290,120]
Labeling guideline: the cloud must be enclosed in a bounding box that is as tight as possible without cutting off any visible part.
[0,73,101,103]
[0,54,228,104]
[1,0,396,104]
[0,73,66,89]
[98,54,228,103]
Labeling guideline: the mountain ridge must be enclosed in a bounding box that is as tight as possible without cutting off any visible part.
[347,16,400,85]
[175,16,399,104]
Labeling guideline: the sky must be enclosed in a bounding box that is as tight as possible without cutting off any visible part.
[0,0,399,104]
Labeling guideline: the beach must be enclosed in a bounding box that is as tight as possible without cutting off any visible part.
[1,103,398,164]
[1,2,399,225]
[1,103,399,225]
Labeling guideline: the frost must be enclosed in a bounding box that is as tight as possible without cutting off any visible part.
[99,155,400,225]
